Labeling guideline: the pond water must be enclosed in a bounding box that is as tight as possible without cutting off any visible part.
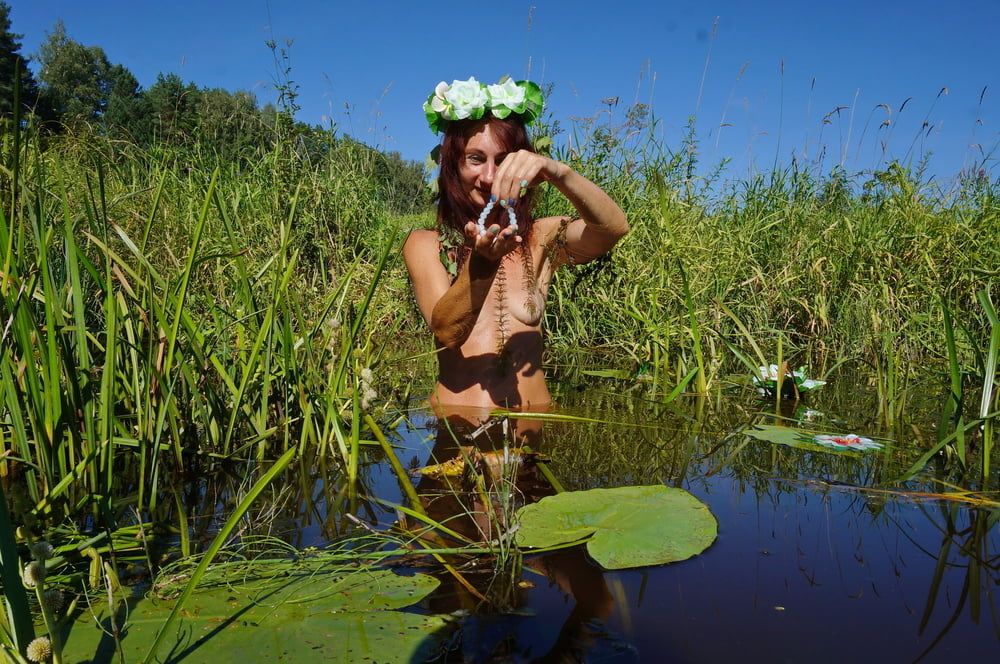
[338,377,1000,663]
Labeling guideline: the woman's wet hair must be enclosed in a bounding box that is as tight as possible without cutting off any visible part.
[436,114,536,238]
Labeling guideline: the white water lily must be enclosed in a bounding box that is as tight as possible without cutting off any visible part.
[757,364,779,381]
[444,77,488,119]
[487,79,526,111]
[801,409,824,422]
[752,364,825,394]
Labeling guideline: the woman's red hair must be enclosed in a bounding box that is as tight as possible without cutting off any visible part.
[436,115,536,241]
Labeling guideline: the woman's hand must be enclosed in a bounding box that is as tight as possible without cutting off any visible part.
[492,150,564,204]
[463,221,521,262]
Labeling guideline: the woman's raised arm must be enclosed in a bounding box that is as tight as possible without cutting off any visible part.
[491,151,629,264]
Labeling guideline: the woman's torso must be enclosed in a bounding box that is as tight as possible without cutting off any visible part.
[432,220,560,410]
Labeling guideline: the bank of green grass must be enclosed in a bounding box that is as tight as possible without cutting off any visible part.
[538,119,998,393]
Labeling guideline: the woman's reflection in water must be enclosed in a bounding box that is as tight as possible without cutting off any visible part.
[414,406,622,663]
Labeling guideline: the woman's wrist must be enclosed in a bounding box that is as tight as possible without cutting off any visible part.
[543,158,570,184]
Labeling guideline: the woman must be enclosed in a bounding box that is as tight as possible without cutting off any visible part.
[404,80,626,628]
[404,77,629,414]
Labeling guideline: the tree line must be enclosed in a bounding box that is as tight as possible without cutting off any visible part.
[0,3,428,212]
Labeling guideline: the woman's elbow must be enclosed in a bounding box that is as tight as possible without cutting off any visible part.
[615,214,630,240]
[604,212,629,245]
[430,315,469,350]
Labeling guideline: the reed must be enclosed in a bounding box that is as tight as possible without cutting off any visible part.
[0,110,411,659]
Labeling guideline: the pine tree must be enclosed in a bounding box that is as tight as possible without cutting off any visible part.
[0,1,42,116]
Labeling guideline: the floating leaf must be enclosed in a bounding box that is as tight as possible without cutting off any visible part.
[63,570,451,663]
[515,486,717,569]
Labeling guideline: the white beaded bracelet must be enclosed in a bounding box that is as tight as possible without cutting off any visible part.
[476,198,496,236]
[478,198,518,236]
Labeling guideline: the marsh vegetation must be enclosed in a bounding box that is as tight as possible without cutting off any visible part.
[0,13,998,660]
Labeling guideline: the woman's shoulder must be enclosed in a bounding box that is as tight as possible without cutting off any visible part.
[530,215,574,246]
[405,227,438,242]
[403,228,441,252]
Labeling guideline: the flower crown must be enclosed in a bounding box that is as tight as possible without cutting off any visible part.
[423,76,544,134]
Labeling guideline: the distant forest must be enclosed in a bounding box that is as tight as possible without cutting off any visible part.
[0,2,428,213]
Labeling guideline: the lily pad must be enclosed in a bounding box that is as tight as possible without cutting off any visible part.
[63,569,451,663]
[515,485,717,569]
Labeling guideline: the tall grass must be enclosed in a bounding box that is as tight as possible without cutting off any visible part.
[0,115,410,659]
[539,118,997,378]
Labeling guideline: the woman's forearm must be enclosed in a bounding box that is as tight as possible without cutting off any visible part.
[430,252,499,349]
[548,163,629,237]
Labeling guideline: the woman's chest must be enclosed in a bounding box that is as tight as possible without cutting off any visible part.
[482,245,553,328]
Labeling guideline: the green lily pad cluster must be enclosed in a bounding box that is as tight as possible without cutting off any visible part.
[423,76,544,134]
[63,569,451,662]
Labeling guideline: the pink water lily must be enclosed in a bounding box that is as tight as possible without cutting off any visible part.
[813,433,883,451]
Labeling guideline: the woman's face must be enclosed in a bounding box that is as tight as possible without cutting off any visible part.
[459,121,509,209]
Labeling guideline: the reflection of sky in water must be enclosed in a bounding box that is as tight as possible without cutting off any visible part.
[288,384,998,662]
[609,482,996,662]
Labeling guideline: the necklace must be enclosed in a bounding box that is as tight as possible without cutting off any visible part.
[442,204,537,367]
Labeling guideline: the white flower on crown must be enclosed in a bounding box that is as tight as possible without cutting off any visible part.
[444,77,488,119]
[429,81,450,113]
[487,79,526,112]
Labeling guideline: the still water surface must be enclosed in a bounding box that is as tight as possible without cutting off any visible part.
[349,379,999,663]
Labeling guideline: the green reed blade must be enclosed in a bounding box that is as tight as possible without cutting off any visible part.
[222,249,298,455]
[162,168,219,384]
[99,266,119,499]
[895,417,985,483]
[8,66,21,227]
[139,171,166,254]
[365,414,423,515]
[0,482,35,656]
[328,409,351,470]
[941,296,965,463]
[33,440,106,514]
[0,361,39,502]
[333,224,400,391]
[976,289,998,484]
[368,497,474,545]
[718,301,769,370]
[172,488,191,559]
[677,259,707,394]
[346,382,359,493]
[211,187,258,316]
[664,366,700,404]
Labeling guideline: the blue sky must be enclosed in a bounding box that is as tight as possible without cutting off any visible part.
[9,1,1000,184]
